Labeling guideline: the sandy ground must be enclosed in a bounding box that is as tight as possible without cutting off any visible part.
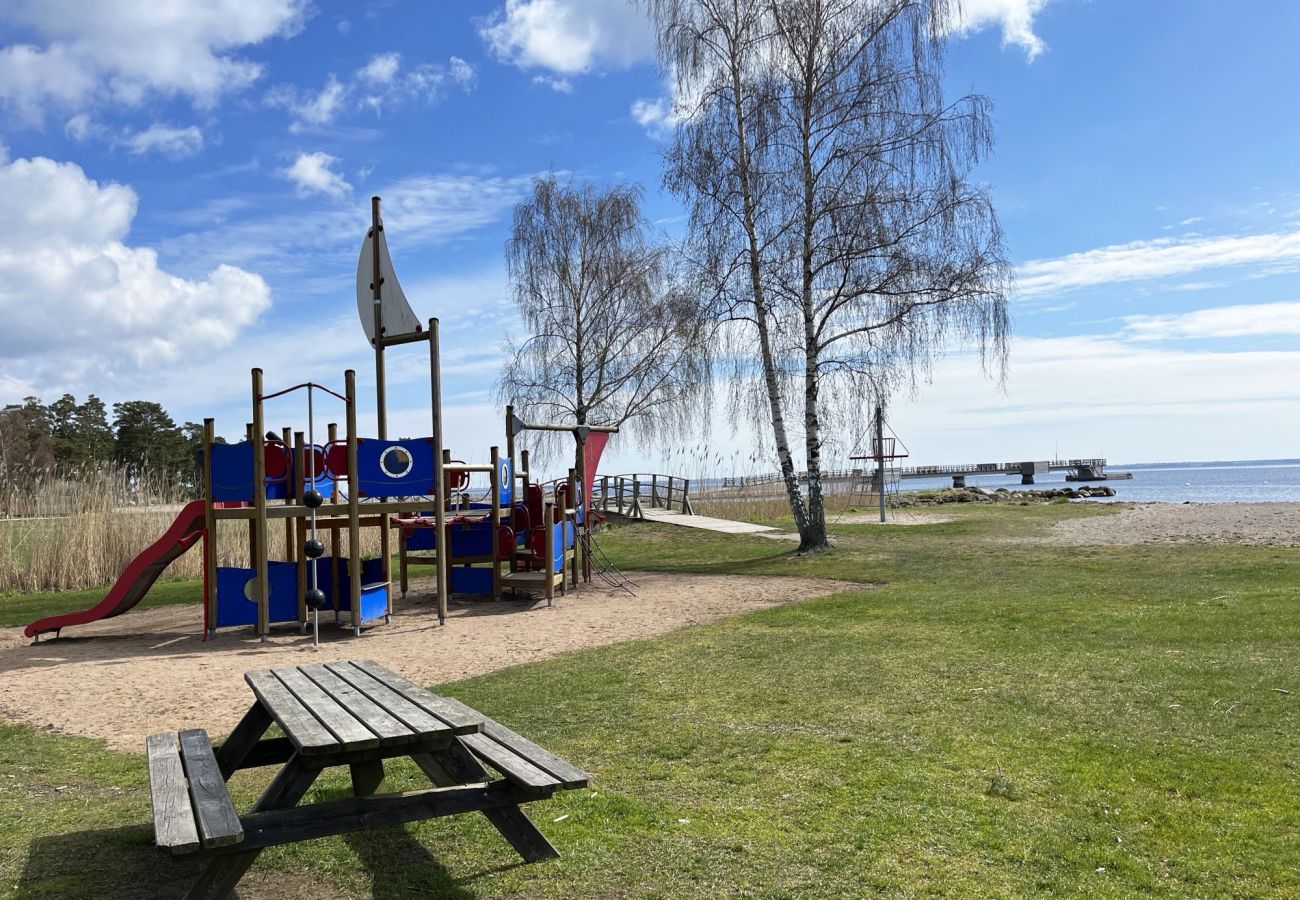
[0,572,851,752]
[831,511,953,526]
[1046,502,1300,547]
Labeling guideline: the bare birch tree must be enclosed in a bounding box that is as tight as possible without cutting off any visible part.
[647,0,1011,551]
[498,174,712,471]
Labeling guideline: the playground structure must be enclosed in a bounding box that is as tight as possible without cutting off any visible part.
[394,406,624,604]
[25,197,611,642]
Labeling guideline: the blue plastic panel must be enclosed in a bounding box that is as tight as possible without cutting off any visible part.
[335,558,387,624]
[405,526,437,551]
[451,566,494,595]
[355,437,437,498]
[209,441,332,502]
[498,457,513,507]
[550,522,566,573]
[214,561,300,628]
[210,442,254,502]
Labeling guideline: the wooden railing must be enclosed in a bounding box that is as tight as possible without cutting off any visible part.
[595,474,693,518]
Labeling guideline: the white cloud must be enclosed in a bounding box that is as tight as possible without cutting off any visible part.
[449,57,476,89]
[271,56,476,129]
[952,0,1052,60]
[0,154,270,393]
[268,75,348,131]
[479,0,653,76]
[155,171,541,296]
[280,151,351,197]
[1123,300,1300,342]
[1017,228,1300,297]
[123,123,204,158]
[0,0,309,120]
[62,115,204,158]
[533,74,574,93]
[630,96,676,137]
[63,112,94,141]
[358,53,401,85]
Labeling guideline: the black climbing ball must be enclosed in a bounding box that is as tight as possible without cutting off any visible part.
[303,489,324,508]
[304,588,327,609]
[304,538,325,559]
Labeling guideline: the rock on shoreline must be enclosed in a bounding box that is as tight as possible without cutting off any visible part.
[896,486,1117,506]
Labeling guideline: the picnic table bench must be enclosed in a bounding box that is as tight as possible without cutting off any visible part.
[145,659,588,899]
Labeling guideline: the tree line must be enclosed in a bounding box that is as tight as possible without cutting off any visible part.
[0,394,211,497]
[498,0,1011,552]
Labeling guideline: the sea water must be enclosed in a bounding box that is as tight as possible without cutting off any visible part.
[897,460,1300,504]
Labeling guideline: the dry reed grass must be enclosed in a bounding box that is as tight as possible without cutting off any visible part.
[0,467,381,594]
[692,489,882,523]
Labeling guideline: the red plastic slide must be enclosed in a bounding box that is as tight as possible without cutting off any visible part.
[24,499,208,640]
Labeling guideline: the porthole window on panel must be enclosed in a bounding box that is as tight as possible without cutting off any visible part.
[380,445,414,479]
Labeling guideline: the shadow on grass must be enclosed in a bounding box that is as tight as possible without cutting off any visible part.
[18,822,203,899]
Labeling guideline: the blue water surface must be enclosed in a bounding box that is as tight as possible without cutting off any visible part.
[898,460,1300,504]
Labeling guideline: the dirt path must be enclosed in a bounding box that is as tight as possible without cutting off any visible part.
[0,572,852,752]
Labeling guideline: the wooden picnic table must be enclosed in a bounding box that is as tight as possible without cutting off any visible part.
[146,659,588,899]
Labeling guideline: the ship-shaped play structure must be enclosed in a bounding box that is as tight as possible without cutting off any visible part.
[26,198,617,642]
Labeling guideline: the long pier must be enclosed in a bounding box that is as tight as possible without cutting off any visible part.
[718,458,1130,492]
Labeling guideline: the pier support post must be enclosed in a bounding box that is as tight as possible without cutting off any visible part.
[952,474,966,489]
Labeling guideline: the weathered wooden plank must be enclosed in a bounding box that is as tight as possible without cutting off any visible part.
[271,667,379,751]
[214,702,273,778]
[215,782,517,854]
[460,733,560,790]
[352,659,482,733]
[412,750,559,862]
[146,732,201,854]
[299,663,414,746]
[350,759,387,796]
[178,729,243,849]
[185,755,320,900]
[435,697,589,789]
[325,660,454,737]
[245,670,338,756]
[233,736,295,770]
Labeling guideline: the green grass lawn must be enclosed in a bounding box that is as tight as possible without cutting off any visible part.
[2,503,1297,898]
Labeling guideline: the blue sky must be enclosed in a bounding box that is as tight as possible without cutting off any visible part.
[1,0,1298,477]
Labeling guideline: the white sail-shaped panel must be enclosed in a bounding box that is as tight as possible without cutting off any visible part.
[356,220,422,343]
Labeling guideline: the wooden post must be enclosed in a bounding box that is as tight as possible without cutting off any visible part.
[876,403,886,524]
[282,426,295,572]
[345,369,362,635]
[632,476,641,519]
[371,197,394,621]
[244,423,255,571]
[682,478,693,515]
[651,474,659,509]
[665,475,673,511]
[202,418,217,638]
[601,475,608,512]
[617,476,624,515]
[328,423,340,620]
[251,370,270,641]
[490,446,501,599]
[543,501,555,607]
[294,431,307,629]
[566,467,578,588]
[429,319,448,626]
